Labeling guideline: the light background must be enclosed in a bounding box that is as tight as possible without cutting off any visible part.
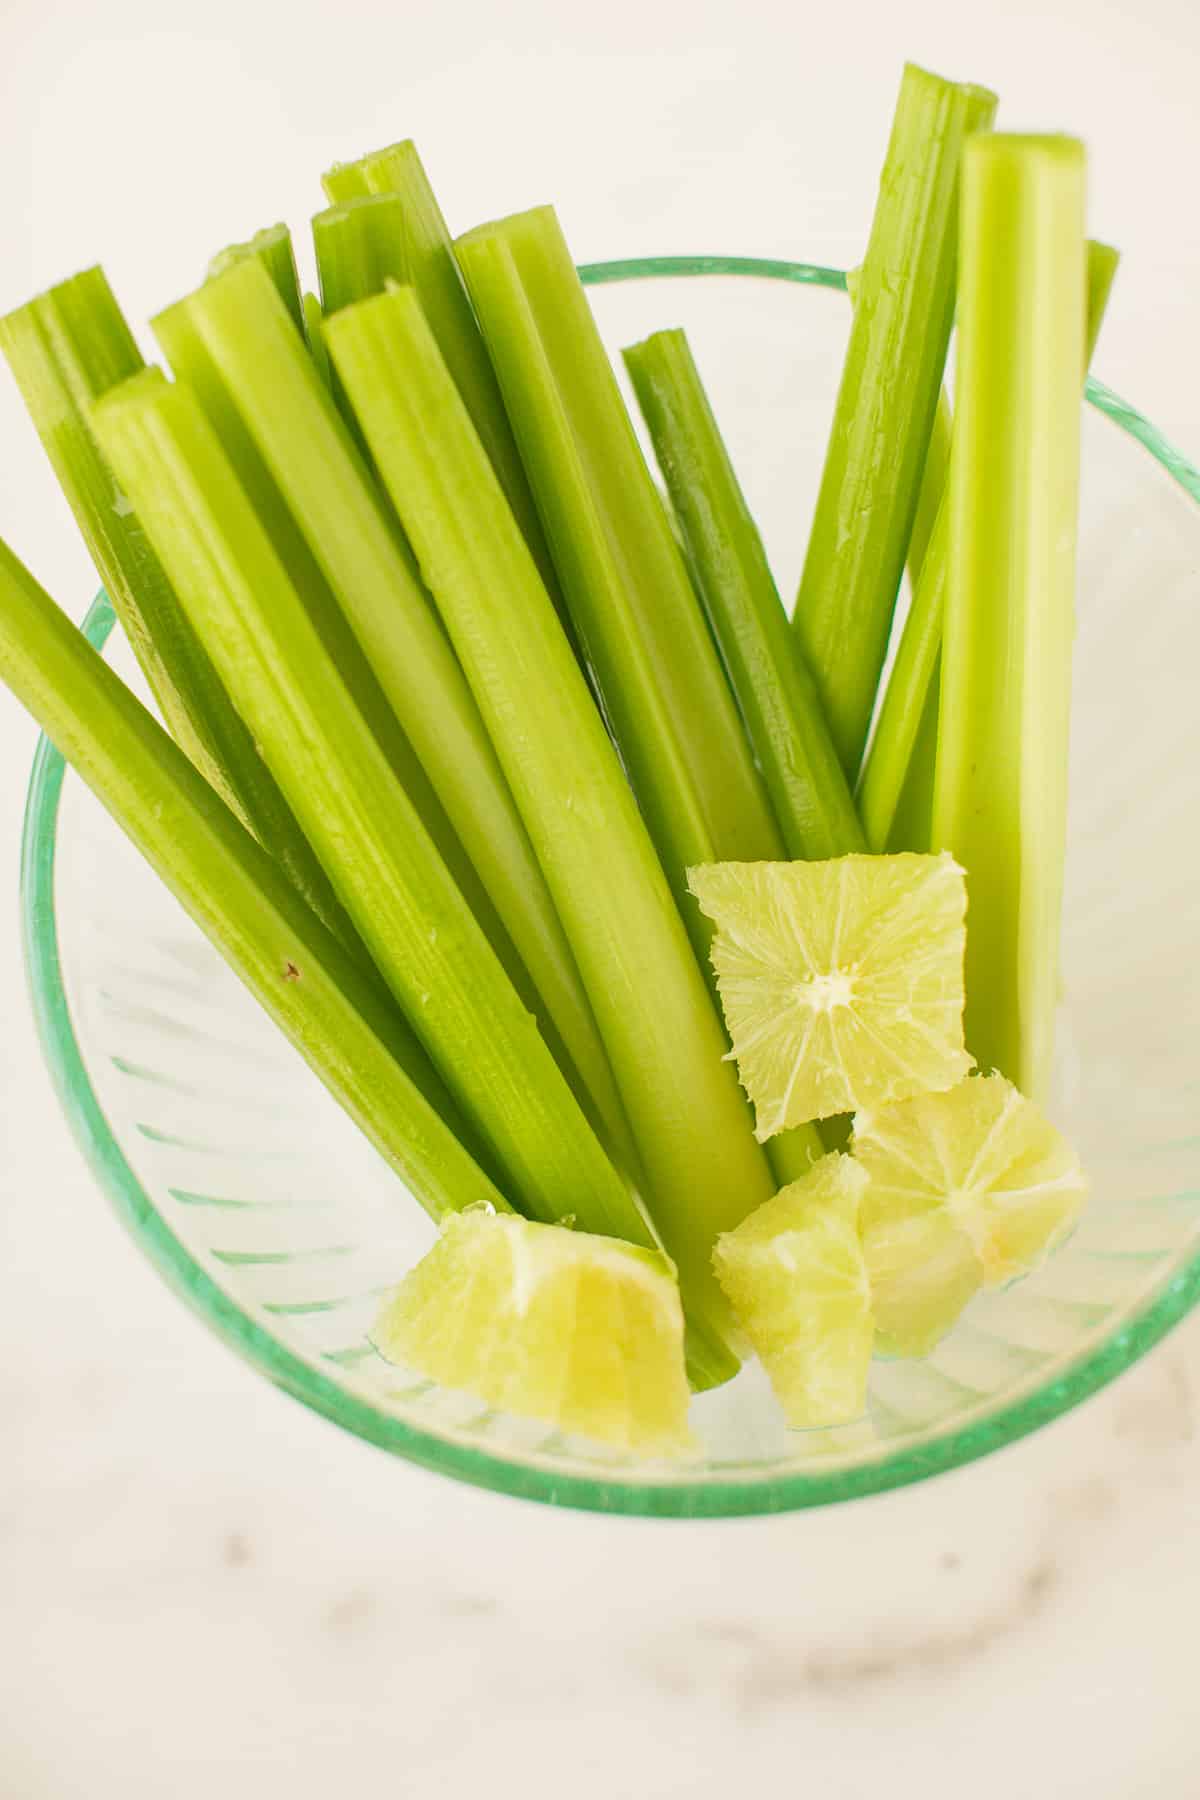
[2,1,1198,1794]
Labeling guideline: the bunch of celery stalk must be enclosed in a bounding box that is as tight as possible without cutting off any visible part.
[0,62,1106,1389]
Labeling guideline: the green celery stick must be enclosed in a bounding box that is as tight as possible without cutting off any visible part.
[326,285,788,1383]
[316,149,565,611]
[887,679,940,852]
[622,328,851,1182]
[160,257,631,1167]
[458,215,823,1183]
[792,66,997,775]
[312,197,384,313]
[0,533,510,1218]
[93,369,649,1254]
[932,134,1086,1101]
[1084,240,1120,362]
[907,388,954,595]
[153,290,626,1164]
[0,270,357,948]
[858,513,952,852]
[302,292,334,388]
[859,237,1117,854]
[872,388,952,857]
[843,257,952,595]
[208,222,306,336]
[455,208,784,944]
[623,327,864,862]
[0,271,225,796]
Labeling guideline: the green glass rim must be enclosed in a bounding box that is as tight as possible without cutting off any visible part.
[20,254,1200,1518]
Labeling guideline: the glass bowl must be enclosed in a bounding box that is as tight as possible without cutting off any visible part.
[21,257,1200,1517]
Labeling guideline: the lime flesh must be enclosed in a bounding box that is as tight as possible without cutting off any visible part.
[714,1153,873,1428]
[689,853,971,1138]
[373,1210,694,1454]
[855,1072,1088,1354]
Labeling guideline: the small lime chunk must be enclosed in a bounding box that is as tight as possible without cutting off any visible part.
[855,1072,1088,1355]
[372,1210,694,1454]
[713,1153,874,1428]
[688,853,971,1137]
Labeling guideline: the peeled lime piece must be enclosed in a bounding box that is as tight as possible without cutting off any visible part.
[855,1072,1088,1354]
[688,853,971,1137]
[373,1210,694,1454]
[714,1153,873,1428]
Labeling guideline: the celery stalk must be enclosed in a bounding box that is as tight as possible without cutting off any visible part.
[316,148,565,612]
[455,208,784,946]
[859,237,1116,854]
[302,292,334,389]
[0,271,224,793]
[907,389,954,595]
[155,291,626,1161]
[622,328,854,1181]
[793,66,996,775]
[844,256,951,595]
[326,285,783,1381]
[158,258,631,1168]
[932,134,1086,1101]
[209,222,306,337]
[151,291,565,1051]
[887,679,940,852]
[0,270,357,949]
[0,533,510,1219]
[858,508,951,852]
[312,197,385,314]
[624,327,864,862]
[1084,240,1120,363]
[93,370,648,1253]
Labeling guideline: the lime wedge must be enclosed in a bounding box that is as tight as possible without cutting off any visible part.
[372,1210,694,1454]
[713,1153,873,1428]
[855,1072,1088,1354]
[688,853,971,1137]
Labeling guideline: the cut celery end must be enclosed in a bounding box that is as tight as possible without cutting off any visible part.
[0,533,510,1217]
[156,257,632,1169]
[208,222,306,337]
[933,135,1087,1100]
[455,208,783,955]
[93,369,646,1250]
[326,283,781,1364]
[0,270,224,796]
[793,66,997,775]
[624,327,863,864]
[0,269,357,950]
[317,147,565,614]
[1086,241,1120,364]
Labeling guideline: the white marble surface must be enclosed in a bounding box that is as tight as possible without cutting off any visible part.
[2,1,1200,1792]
